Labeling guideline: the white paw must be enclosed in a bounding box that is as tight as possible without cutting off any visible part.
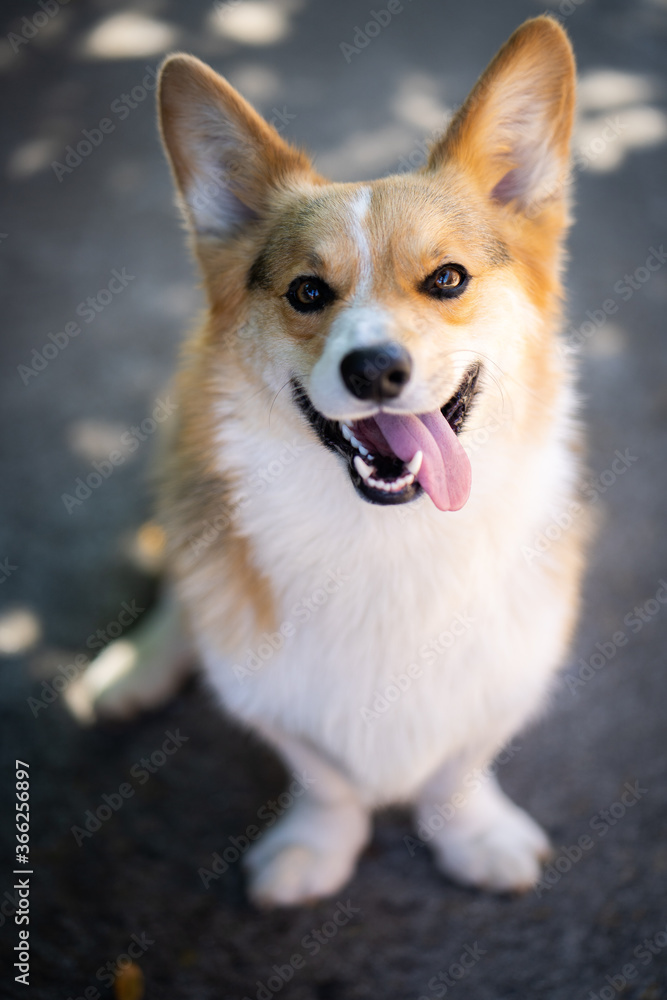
[244,799,370,908]
[419,790,551,893]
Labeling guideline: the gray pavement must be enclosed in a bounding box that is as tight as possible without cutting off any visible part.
[1,0,667,997]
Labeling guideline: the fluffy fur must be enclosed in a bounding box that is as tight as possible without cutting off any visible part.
[74,17,588,906]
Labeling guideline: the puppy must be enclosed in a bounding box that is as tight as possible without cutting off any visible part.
[75,16,587,907]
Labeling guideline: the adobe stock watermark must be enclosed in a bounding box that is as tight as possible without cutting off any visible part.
[547,0,586,24]
[521,447,638,565]
[561,245,667,354]
[51,66,159,182]
[563,578,667,696]
[587,919,667,1000]
[198,771,316,887]
[6,0,71,56]
[233,567,350,682]
[534,780,648,896]
[27,599,145,717]
[17,267,135,384]
[241,900,361,1000]
[61,396,178,514]
[360,611,475,725]
[70,729,189,846]
[340,0,414,62]
[412,941,486,1000]
[404,742,522,857]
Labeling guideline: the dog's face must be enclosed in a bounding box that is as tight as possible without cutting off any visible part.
[159,17,575,511]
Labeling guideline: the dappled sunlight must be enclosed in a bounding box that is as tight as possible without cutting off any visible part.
[66,419,136,463]
[320,71,455,178]
[574,105,667,172]
[80,11,178,59]
[317,123,421,181]
[584,321,627,359]
[6,136,62,180]
[319,64,667,183]
[578,69,656,110]
[573,68,667,172]
[228,63,282,102]
[0,607,42,656]
[391,73,451,132]
[207,1,298,46]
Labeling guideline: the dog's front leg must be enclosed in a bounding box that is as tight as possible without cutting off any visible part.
[414,749,551,894]
[243,725,371,908]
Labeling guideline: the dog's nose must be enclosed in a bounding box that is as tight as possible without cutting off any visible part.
[340,343,412,402]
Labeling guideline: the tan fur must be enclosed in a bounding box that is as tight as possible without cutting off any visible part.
[158,20,581,657]
[78,17,592,904]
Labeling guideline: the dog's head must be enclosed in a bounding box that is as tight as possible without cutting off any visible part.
[158,17,575,512]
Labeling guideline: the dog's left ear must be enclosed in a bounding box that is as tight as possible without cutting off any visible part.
[427,17,575,217]
[158,53,319,238]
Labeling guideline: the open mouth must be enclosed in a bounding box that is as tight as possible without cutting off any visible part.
[293,363,481,510]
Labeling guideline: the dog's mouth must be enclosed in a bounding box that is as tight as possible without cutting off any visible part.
[293,363,481,510]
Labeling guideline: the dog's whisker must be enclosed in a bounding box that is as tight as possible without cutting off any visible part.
[267,379,292,428]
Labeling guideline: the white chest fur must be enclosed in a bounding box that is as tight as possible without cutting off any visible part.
[194,388,578,806]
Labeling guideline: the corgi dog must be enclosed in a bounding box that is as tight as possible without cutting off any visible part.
[73,16,588,907]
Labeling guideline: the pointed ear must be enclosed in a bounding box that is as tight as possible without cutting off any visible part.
[427,17,576,216]
[158,54,318,238]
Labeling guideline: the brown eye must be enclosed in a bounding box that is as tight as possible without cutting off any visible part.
[422,263,469,300]
[286,276,335,313]
[435,268,462,289]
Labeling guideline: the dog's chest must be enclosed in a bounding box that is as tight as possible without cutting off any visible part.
[200,442,569,803]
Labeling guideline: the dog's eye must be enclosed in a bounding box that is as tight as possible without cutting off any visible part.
[286,276,335,313]
[422,264,469,300]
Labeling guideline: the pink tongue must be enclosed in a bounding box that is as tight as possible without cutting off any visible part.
[374,409,471,511]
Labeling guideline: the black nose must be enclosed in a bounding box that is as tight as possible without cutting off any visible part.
[340,343,412,402]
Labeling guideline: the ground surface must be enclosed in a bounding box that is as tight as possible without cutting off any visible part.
[1,0,667,997]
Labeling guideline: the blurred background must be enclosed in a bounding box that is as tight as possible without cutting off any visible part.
[1,0,667,997]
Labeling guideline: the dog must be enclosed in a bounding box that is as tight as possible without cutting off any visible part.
[72,16,588,907]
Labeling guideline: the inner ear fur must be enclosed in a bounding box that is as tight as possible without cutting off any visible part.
[426,17,576,216]
[158,53,321,237]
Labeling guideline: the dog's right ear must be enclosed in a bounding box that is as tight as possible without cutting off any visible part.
[158,54,318,238]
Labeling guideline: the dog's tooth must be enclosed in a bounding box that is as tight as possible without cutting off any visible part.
[406,450,423,475]
[343,424,370,457]
[354,455,374,481]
